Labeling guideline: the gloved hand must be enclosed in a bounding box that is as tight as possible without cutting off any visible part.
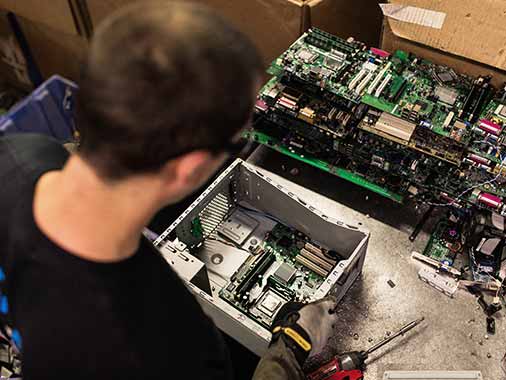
[297,297,338,356]
[270,296,338,364]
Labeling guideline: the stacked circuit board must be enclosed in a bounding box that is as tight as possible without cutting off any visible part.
[248,28,506,215]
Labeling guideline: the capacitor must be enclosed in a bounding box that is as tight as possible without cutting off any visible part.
[477,192,502,209]
[472,126,486,136]
[469,154,491,166]
[478,119,502,136]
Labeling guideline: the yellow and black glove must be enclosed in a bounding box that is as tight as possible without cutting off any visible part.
[270,297,338,365]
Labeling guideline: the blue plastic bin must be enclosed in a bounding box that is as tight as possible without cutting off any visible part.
[0,75,78,142]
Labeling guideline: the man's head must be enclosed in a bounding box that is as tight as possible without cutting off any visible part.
[77,1,262,202]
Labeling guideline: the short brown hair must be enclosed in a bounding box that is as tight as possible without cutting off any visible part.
[77,1,262,179]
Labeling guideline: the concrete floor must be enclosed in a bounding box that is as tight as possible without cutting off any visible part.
[248,146,506,380]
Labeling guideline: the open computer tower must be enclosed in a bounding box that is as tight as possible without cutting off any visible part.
[153,159,369,355]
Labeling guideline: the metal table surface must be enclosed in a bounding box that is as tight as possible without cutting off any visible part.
[247,146,506,380]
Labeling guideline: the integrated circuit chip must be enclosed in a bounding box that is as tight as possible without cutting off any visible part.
[435,85,458,106]
[495,104,506,118]
[256,291,286,317]
[273,263,297,284]
[360,112,416,145]
[324,56,344,71]
[297,49,318,63]
[436,70,456,84]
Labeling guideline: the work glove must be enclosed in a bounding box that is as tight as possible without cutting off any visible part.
[270,297,338,365]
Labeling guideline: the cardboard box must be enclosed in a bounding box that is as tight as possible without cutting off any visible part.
[0,0,382,89]
[380,0,506,86]
[0,0,80,36]
[87,0,382,66]
[0,11,88,90]
[0,13,31,90]
[381,20,506,88]
[311,0,382,47]
[87,0,309,67]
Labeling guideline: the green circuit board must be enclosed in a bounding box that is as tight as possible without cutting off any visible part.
[219,221,336,329]
[268,28,375,103]
[422,219,463,266]
[190,217,204,239]
[245,129,405,202]
[361,50,475,143]
[250,27,506,214]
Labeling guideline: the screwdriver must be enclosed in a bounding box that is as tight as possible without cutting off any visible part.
[307,317,425,380]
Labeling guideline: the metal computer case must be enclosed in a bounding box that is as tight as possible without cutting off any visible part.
[153,159,369,355]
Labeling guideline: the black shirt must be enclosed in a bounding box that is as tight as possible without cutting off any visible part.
[0,134,233,379]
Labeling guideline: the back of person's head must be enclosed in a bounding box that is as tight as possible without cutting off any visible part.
[77,0,263,179]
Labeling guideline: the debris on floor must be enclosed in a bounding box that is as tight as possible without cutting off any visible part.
[486,317,495,335]
[417,267,459,297]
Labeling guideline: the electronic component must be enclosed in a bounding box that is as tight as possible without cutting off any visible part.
[157,159,369,355]
[256,290,286,317]
[486,316,496,334]
[255,99,269,112]
[249,27,506,216]
[190,217,204,239]
[324,55,344,70]
[297,49,318,63]
[411,251,462,277]
[477,192,502,209]
[273,263,297,285]
[300,248,334,271]
[295,254,328,277]
[435,68,457,84]
[418,267,459,297]
[495,104,506,118]
[450,120,467,142]
[435,85,458,105]
[467,214,505,281]
[375,73,392,97]
[442,111,454,129]
[362,112,416,143]
[478,119,502,135]
[420,218,462,268]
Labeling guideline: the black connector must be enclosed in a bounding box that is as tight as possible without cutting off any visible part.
[486,316,496,335]
[477,294,502,317]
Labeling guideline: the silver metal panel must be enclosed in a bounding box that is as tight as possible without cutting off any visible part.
[236,162,367,258]
[154,158,368,354]
[159,241,204,282]
[192,282,270,356]
[154,159,242,247]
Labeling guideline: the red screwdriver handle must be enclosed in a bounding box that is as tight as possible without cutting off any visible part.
[327,370,363,380]
[306,358,364,380]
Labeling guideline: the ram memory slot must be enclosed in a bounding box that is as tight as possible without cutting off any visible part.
[295,255,329,277]
[304,243,337,266]
[300,248,334,272]
[236,252,275,296]
[305,29,355,54]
